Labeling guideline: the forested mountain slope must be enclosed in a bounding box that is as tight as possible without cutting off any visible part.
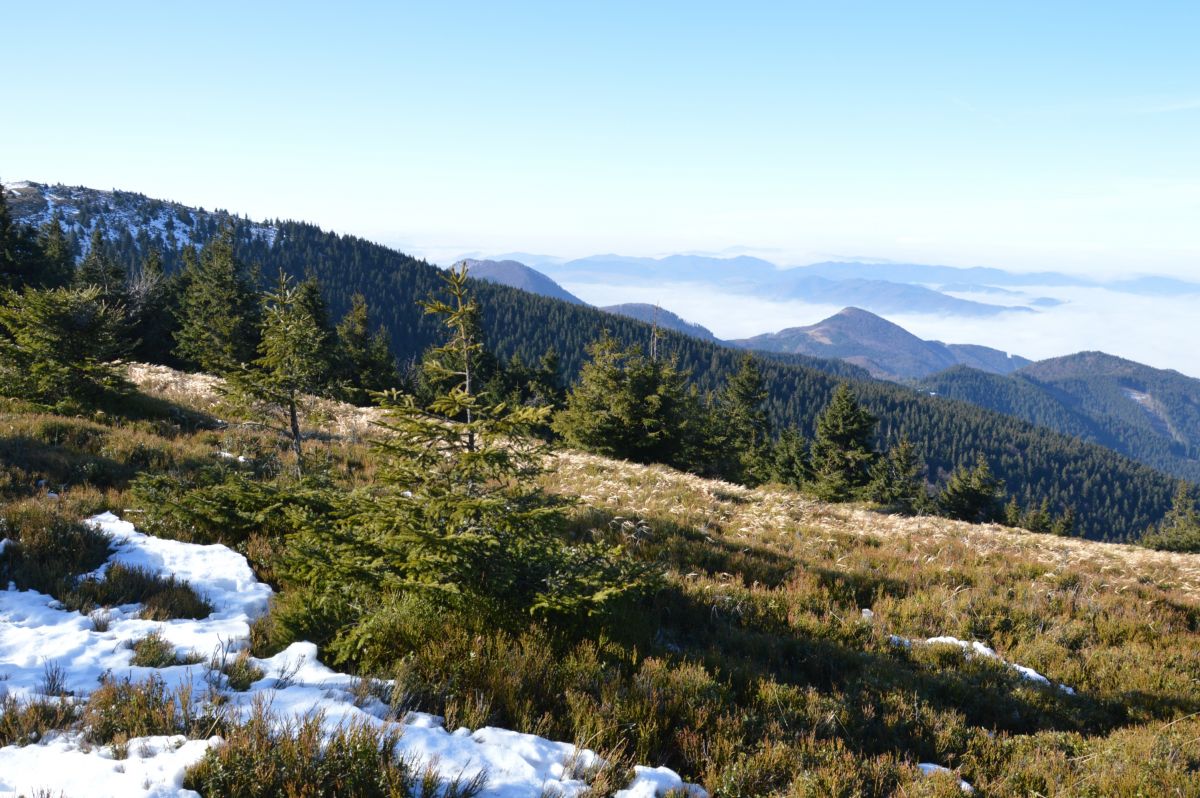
[4,181,1185,540]
[921,354,1200,483]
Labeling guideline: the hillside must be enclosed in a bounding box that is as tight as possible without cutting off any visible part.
[600,302,718,341]
[734,307,1030,380]
[457,258,587,305]
[2,368,1199,796]
[2,181,1185,540]
[921,353,1200,482]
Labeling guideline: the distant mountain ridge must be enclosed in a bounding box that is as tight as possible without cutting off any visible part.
[457,259,586,306]
[600,303,717,342]
[540,254,1029,317]
[734,307,1030,380]
[920,352,1200,482]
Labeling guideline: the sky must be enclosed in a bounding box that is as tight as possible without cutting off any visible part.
[4,1,1200,279]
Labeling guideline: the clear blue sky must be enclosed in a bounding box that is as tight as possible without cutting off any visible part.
[4,1,1198,276]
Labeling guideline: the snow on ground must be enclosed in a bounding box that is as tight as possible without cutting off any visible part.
[0,513,708,798]
[887,632,1075,695]
[917,762,975,794]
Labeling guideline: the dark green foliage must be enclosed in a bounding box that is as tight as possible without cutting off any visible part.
[867,437,928,514]
[174,230,260,373]
[770,426,811,488]
[0,285,132,410]
[920,359,1200,484]
[715,355,773,486]
[1141,481,1200,552]
[334,292,401,404]
[553,334,708,471]
[129,466,339,546]
[126,248,181,365]
[73,228,127,303]
[35,214,75,289]
[937,455,1005,523]
[809,384,879,501]
[230,272,333,474]
[281,267,656,667]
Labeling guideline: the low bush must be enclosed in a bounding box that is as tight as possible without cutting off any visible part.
[65,563,212,620]
[181,701,487,798]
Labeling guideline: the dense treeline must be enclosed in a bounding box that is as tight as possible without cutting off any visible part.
[920,364,1200,483]
[2,183,1186,540]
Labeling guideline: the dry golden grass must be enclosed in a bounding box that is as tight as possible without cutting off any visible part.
[544,449,1200,603]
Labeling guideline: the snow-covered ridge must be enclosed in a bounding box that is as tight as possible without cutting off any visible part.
[0,513,707,798]
[3,181,278,259]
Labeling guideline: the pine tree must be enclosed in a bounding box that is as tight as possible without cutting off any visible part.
[230,272,331,475]
[127,248,180,364]
[771,426,811,488]
[866,437,926,514]
[334,292,400,405]
[809,384,878,501]
[717,355,773,486]
[553,333,705,470]
[282,265,652,665]
[1141,481,1200,552]
[174,229,260,373]
[937,454,1005,523]
[0,285,131,408]
[0,180,16,285]
[36,214,74,288]
[74,228,127,302]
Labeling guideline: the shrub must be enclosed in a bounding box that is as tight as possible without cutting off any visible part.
[182,701,487,798]
[66,563,212,620]
[129,631,202,668]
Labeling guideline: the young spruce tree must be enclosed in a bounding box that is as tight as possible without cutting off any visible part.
[174,230,260,374]
[284,265,652,666]
[809,384,878,501]
[230,272,331,475]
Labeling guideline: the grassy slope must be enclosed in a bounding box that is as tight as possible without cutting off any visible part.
[2,366,1199,796]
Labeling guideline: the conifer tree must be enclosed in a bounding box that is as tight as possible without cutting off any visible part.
[231,272,331,475]
[334,292,400,404]
[127,248,180,364]
[809,384,878,501]
[0,285,131,408]
[174,229,260,373]
[866,437,926,513]
[36,214,74,288]
[771,426,811,488]
[283,265,651,663]
[717,355,773,486]
[0,180,16,285]
[937,454,1005,523]
[1141,481,1200,552]
[553,333,705,470]
[74,228,127,302]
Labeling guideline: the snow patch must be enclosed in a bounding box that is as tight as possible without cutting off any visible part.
[889,633,1075,694]
[917,762,975,793]
[0,513,708,798]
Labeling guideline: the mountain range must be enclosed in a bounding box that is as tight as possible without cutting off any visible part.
[732,307,1031,380]
[3,180,1189,539]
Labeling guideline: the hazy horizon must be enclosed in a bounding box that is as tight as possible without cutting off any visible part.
[5,3,1199,281]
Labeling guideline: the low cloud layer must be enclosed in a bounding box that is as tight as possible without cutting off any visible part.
[560,280,1200,380]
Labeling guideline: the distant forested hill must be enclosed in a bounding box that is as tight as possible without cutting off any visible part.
[921,354,1200,483]
[6,182,1184,540]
